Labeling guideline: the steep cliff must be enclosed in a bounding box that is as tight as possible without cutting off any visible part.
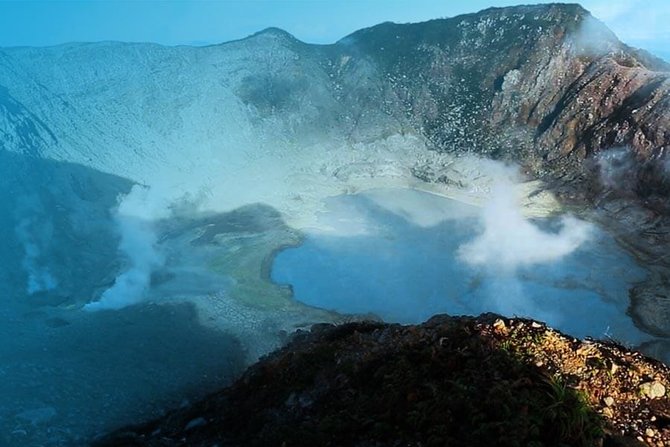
[340,4,669,200]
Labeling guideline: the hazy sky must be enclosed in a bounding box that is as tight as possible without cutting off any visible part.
[0,0,667,60]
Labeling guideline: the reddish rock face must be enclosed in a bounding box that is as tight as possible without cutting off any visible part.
[345,4,669,204]
[531,58,669,189]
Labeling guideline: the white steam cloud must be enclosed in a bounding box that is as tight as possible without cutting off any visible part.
[458,165,592,269]
[456,163,592,321]
[14,195,58,295]
[571,14,621,57]
[84,185,170,311]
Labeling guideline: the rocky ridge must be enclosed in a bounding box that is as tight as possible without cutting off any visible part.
[338,4,669,192]
[1,4,668,195]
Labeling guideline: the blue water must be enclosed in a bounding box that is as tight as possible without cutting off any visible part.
[272,189,652,346]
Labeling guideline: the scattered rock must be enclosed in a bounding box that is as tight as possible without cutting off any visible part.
[640,381,666,399]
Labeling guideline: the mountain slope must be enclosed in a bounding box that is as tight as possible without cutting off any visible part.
[1,3,668,197]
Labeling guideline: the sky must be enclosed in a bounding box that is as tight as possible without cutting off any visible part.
[0,0,667,61]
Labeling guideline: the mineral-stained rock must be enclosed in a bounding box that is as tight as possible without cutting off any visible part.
[640,381,666,399]
[342,4,669,198]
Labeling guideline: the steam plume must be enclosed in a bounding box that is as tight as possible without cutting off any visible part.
[458,164,592,269]
[14,195,58,295]
[84,185,169,311]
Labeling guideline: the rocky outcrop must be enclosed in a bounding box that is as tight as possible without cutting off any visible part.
[95,314,670,446]
[340,4,669,199]
[0,85,57,156]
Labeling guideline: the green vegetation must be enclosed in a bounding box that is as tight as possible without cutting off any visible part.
[540,375,604,446]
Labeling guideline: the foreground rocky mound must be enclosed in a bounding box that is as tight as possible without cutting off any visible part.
[96,314,670,446]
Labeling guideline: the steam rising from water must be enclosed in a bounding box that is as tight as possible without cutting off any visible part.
[85,185,170,311]
[457,180,592,269]
[455,162,593,321]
